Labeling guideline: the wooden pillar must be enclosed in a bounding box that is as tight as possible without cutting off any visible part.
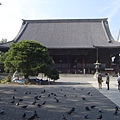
[67,55,70,73]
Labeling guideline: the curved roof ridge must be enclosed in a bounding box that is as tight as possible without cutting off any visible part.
[13,22,28,43]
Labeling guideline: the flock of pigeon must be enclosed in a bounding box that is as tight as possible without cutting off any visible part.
[0,82,120,120]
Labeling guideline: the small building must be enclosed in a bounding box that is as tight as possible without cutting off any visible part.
[1,18,120,74]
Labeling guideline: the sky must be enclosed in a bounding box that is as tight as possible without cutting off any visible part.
[0,0,120,42]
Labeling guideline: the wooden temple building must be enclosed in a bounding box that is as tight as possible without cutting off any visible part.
[1,18,120,74]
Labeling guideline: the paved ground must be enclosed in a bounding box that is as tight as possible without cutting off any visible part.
[0,75,120,120]
[59,75,120,106]
[88,76,120,107]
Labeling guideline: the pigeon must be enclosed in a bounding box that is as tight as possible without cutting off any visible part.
[64,95,66,97]
[0,109,4,115]
[99,109,103,113]
[32,100,36,105]
[97,114,102,119]
[55,98,59,102]
[114,106,119,115]
[35,95,40,100]
[82,97,86,100]
[10,100,15,104]
[36,98,40,100]
[21,105,28,108]
[14,88,16,91]
[56,99,59,102]
[42,101,46,105]
[87,92,90,95]
[67,107,75,115]
[67,110,73,115]
[85,106,90,111]
[51,92,56,96]
[75,94,77,97]
[38,95,41,98]
[84,114,89,119]
[48,94,51,97]
[73,88,75,90]
[43,89,46,92]
[24,92,28,95]
[71,107,75,112]
[53,93,57,96]
[19,98,23,102]
[81,88,84,90]
[91,105,96,108]
[28,111,39,120]
[22,113,26,118]
[12,96,15,99]
[37,103,42,107]
[41,89,46,93]
[51,92,54,95]
[63,115,67,120]
[34,95,39,100]
[34,111,39,118]
[16,102,19,106]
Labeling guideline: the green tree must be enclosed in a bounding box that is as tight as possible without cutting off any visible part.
[3,40,59,80]
[42,65,59,81]
[48,68,59,81]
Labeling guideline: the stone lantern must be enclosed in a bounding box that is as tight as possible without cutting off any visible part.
[94,60,101,78]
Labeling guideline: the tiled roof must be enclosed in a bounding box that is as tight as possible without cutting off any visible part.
[4,18,120,49]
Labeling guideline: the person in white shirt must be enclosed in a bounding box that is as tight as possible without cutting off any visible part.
[117,75,120,92]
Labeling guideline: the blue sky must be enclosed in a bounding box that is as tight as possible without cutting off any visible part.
[0,0,120,41]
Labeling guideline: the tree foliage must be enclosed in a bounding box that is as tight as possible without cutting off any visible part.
[3,40,59,80]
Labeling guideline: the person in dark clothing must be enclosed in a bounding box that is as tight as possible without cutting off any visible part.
[106,73,110,90]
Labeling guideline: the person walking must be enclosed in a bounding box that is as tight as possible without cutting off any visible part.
[106,73,110,90]
[97,73,103,89]
[117,75,120,92]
